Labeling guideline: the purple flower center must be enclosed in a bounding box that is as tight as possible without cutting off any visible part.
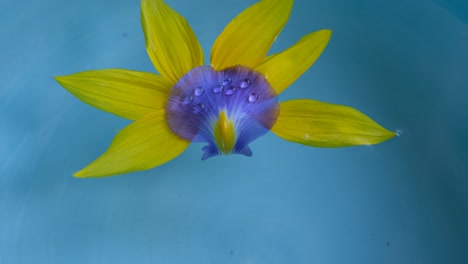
[165,65,279,160]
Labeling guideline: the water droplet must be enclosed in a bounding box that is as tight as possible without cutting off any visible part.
[212,84,223,94]
[239,78,251,89]
[396,130,404,137]
[182,95,193,105]
[224,86,236,96]
[303,133,310,140]
[248,93,258,103]
[194,86,204,96]
[192,103,205,114]
[221,78,232,86]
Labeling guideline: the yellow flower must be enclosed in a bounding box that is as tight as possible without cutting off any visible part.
[55,0,396,178]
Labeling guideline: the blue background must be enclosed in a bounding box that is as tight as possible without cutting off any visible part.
[1,0,467,263]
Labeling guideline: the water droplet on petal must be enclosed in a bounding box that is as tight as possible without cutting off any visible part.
[194,86,204,96]
[224,86,236,96]
[303,133,310,140]
[239,78,251,89]
[182,95,193,105]
[248,93,258,103]
[221,78,232,86]
[212,84,223,94]
[396,130,403,137]
[192,103,205,114]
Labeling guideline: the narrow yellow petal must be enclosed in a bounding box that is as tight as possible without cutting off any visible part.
[213,111,236,154]
[272,99,396,147]
[74,110,189,178]
[141,0,204,84]
[210,0,293,70]
[55,69,171,120]
[255,29,332,94]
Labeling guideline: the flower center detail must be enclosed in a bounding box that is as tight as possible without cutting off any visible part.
[165,65,279,160]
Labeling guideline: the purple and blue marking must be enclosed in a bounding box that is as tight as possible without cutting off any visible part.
[165,65,279,160]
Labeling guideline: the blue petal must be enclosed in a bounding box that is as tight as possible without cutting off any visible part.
[166,65,279,159]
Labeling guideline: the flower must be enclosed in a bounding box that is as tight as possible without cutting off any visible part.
[55,0,396,178]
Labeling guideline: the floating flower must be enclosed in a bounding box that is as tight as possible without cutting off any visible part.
[55,0,395,177]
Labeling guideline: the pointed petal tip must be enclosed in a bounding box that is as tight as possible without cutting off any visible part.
[321,28,333,35]
[68,111,189,178]
[380,127,398,139]
[73,170,87,178]
[211,0,294,70]
[317,28,333,43]
[54,75,72,88]
[380,129,398,142]
[141,0,203,83]
[53,75,65,83]
[272,99,397,147]
[255,28,334,94]
[54,69,172,120]
[54,74,74,81]
[72,168,127,178]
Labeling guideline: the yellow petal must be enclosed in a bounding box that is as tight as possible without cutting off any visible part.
[141,0,204,84]
[55,69,171,120]
[74,110,189,178]
[272,99,396,147]
[210,0,293,70]
[255,29,332,94]
[213,110,236,154]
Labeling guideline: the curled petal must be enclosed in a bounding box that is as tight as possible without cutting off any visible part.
[55,69,171,120]
[141,0,204,84]
[255,29,332,94]
[210,0,293,70]
[272,99,396,147]
[74,110,189,177]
